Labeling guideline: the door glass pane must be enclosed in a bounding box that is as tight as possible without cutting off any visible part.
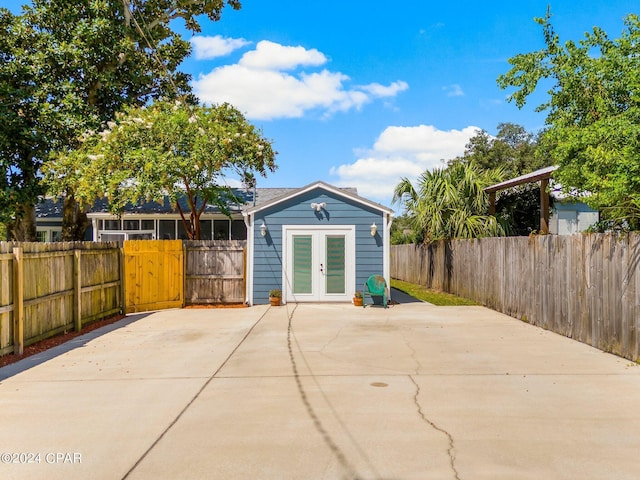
[293,235,312,294]
[325,235,345,294]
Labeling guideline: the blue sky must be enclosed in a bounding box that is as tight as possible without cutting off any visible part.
[6,1,640,207]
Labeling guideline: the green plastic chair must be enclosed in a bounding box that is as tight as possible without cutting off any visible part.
[363,275,388,308]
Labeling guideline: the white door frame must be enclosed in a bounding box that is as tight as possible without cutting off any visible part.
[282,225,355,303]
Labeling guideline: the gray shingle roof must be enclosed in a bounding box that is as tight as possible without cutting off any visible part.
[35,186,359,218]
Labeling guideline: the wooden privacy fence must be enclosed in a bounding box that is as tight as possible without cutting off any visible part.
[0,242,121,356]
[391,233,640,362]
[123,240,184,314]
[0,240,246,357]
[122,240,246,312]
[184,240,246,305]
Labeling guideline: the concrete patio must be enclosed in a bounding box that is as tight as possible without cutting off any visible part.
[1,297,639,479]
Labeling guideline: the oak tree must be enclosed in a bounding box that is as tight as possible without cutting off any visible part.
[498,10,640,229]
[1,0,241,240]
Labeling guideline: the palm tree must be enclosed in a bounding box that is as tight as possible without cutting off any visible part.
[392,162,505,242]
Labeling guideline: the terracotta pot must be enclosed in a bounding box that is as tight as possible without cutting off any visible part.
[353,297,363,307]
[269,297,281,306]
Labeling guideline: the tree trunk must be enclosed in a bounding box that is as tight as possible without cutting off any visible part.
[9,202,37,241]
[61,195,90,241]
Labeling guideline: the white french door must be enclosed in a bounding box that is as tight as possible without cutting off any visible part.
[283,226,355,302]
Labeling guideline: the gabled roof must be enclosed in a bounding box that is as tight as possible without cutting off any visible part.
[243,180,393,216]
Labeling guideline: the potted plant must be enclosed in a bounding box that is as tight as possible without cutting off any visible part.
[353,290,363,307]
[269,289,282,306]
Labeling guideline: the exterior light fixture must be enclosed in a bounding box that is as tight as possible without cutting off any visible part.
[260,222,267,237]
[370,222,377,236]
[310,202,326,212]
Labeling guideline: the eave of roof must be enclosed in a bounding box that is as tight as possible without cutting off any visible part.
[242,180,393,216]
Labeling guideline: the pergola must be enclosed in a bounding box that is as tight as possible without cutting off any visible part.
[484,166,558,234]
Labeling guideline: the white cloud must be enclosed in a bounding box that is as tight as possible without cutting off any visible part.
[330,125,481,205]
[192,40,407,120]
[190,35,250,60]
[360,81,409,97]
[239,40,326,70]
[443,84,464,97]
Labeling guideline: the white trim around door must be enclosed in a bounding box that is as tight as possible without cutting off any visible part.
[282,225,355,303]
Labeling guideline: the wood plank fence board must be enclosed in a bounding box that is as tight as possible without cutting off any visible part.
[0,252,13,353]
[0,241,124,356]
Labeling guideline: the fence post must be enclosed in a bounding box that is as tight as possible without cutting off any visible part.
[12,247,24,355]
[74,249,82,332]
[243,246,247,303]
[183,241,188,308]
[119,245,126,314]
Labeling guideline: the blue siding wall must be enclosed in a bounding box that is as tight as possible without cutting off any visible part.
[252,189,385,304]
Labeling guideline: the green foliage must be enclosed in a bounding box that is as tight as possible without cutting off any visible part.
[498,10,640,229]
[391,279,477,306]
[494,184,555,236]
[390,214,417,245]
[393,162,505,242]
[586,217,633,234]
[448,123,553,236]
[44,101,276,239]
[1,0,241,239]
[451,123,548,178]
[269,289,281,298]
[0,9,46,232]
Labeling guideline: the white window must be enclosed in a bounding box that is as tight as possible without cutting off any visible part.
[36,227,63,242]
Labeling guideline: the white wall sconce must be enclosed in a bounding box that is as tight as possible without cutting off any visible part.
[260,222,267,237]
[310,202,326,212]
[370,222,377,236]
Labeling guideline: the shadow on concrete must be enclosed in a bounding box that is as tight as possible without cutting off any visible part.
[389,287,424,305]
[0,313,150,381]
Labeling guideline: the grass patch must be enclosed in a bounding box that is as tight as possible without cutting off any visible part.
[391,279,477,306]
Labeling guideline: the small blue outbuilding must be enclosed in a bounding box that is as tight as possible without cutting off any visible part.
[242,181,394,305]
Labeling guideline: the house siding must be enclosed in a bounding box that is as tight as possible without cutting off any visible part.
[252,190,385,304]
[550,200,599,235]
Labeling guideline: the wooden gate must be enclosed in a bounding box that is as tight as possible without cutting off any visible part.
[184,240,246,304]
[123,240,184,313]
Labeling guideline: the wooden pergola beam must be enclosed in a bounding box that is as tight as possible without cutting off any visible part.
[485,166,558,235]
[540,177,550,234]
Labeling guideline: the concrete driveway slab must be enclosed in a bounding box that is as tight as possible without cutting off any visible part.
[1,302,639,480]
